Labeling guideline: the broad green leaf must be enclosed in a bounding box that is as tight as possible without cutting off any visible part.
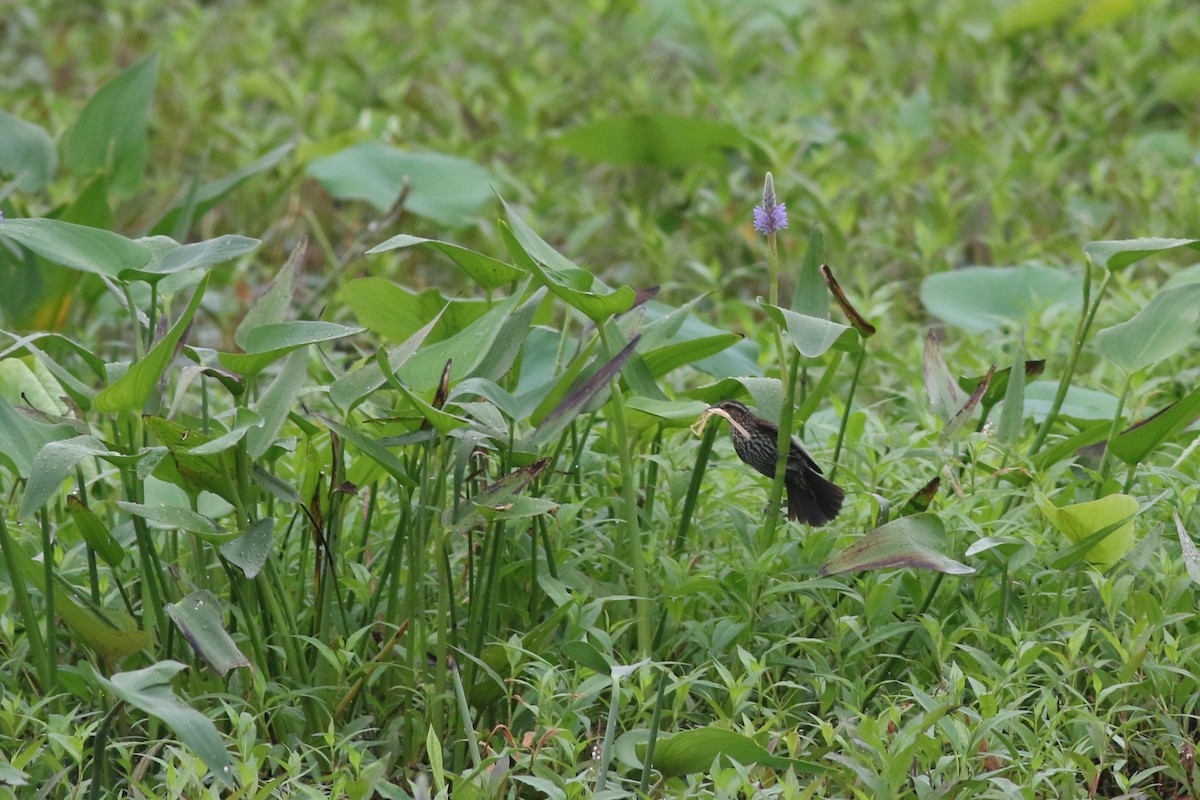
[958,360,1045,415]
[94,273,209,413]
[1109,386,1200,465]
[219,517,274,579]
[307,142,491,224]
[61,53,159,194]
[246,349,308,458]
[625,397,709,428]
[0,395,79,478]
[67,495,125,567]
[0,108,57,191]
[337,278,488,343]
[183,407,263,456]
[1025,380,1120,422]
[1075,0,1139,31]
[0,218,151,278]
[237,239,303,340]
[0,356,68,415]
[687,377,785,425]
[561,641,612,675]
[397,286,527,391]
[920,265,1082,332]
[80,660,234,787]
[820,514,974,576]
[117,501,233,542]
[792,227,828,319]
[144,416,241,505]
[121,234,260,283]
[1095,283,1200,374]
[381,355,472,435]
[653,727,823,778]
[221,322,361,376]
[501,221,635,323]
[556,114,744,169]
[1038,492,1138,571]
[318,416,416,488]
[166,590,250,677]
[1082,237,1200,272]
[19,435,117,519]
[367,234,522,290]
[642,334,742,379]
[997,0,1074,34]
[151,143,294,236]
[759,302,858,358]
[330,306,447,410]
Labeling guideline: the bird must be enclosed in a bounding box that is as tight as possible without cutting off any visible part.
[708,399,844,526]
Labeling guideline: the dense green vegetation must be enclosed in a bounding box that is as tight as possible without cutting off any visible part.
[3,1,1200,797]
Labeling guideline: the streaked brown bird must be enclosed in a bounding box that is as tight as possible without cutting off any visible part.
[710,399,844,526]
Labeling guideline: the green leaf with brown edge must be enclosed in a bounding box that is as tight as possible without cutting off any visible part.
[79,660,234,787]
[94,273,209,413]
[899,476,941,517]
[1082,237,1200,272]
[653,727,825,778]
[1109,386,1200,466]
[820,514,974,576]
[61,52,158,194]
[367,234,522,290]
[166,590,250,677]
[0,218,151,279]
[1038,491,1138,571]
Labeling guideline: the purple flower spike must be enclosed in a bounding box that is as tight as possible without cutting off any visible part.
[753,171,787,234]
[752,201,788,234]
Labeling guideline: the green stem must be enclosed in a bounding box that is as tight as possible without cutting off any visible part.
[0,512,49,688]
[39,511,58,695]
[1096,372,1133,491]
[830,344,868,480]
[761,348,801,548]
[767,231,788,370]
[864,573,945,706]
[1029,266,1111,456]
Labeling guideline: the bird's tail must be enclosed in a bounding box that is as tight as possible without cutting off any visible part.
[786,469,845,526]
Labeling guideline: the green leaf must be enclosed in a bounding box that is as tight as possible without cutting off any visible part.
[94,273,209,413]
[0,108,57,191]
[367,234,522,290]
[625,397,709,428]
[318,416,416,489]
[922,330,964,422]
[237,239,303,339]
[820,514,974,576]
[330,306,447,410]
[80,660,234,787]
[20,435,117,519]
[143,416,241,505]
[61,52,159,194]
[4,533,150,661]
[0,394,79,479]
[1038,492,1138,571]
[759,302,859,358]
[166,590,250,677]
[499,199,636,323]
[997,0,1075,34]
[556,114,744,169]
[1095,284,1200,374]
[67,495,125,567]
[561,641,611,675]
[306,141,491,224]
[792,228,828,319]
[642,334,742,379]
[219,518,274,579]
[0,218,151,278]
[1082,237,1200,272]
[997,330,1027,445]
[246,349,308,458]
[116,501,233,542]
[337,278,488,343]
[920,265,1082,332]
[1025,380,1120,422]
[223,323,362,377]
[121,234,260,283]
[653,727,823,778]
[1109,386,1200,465]
[1174,511,1200,586]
